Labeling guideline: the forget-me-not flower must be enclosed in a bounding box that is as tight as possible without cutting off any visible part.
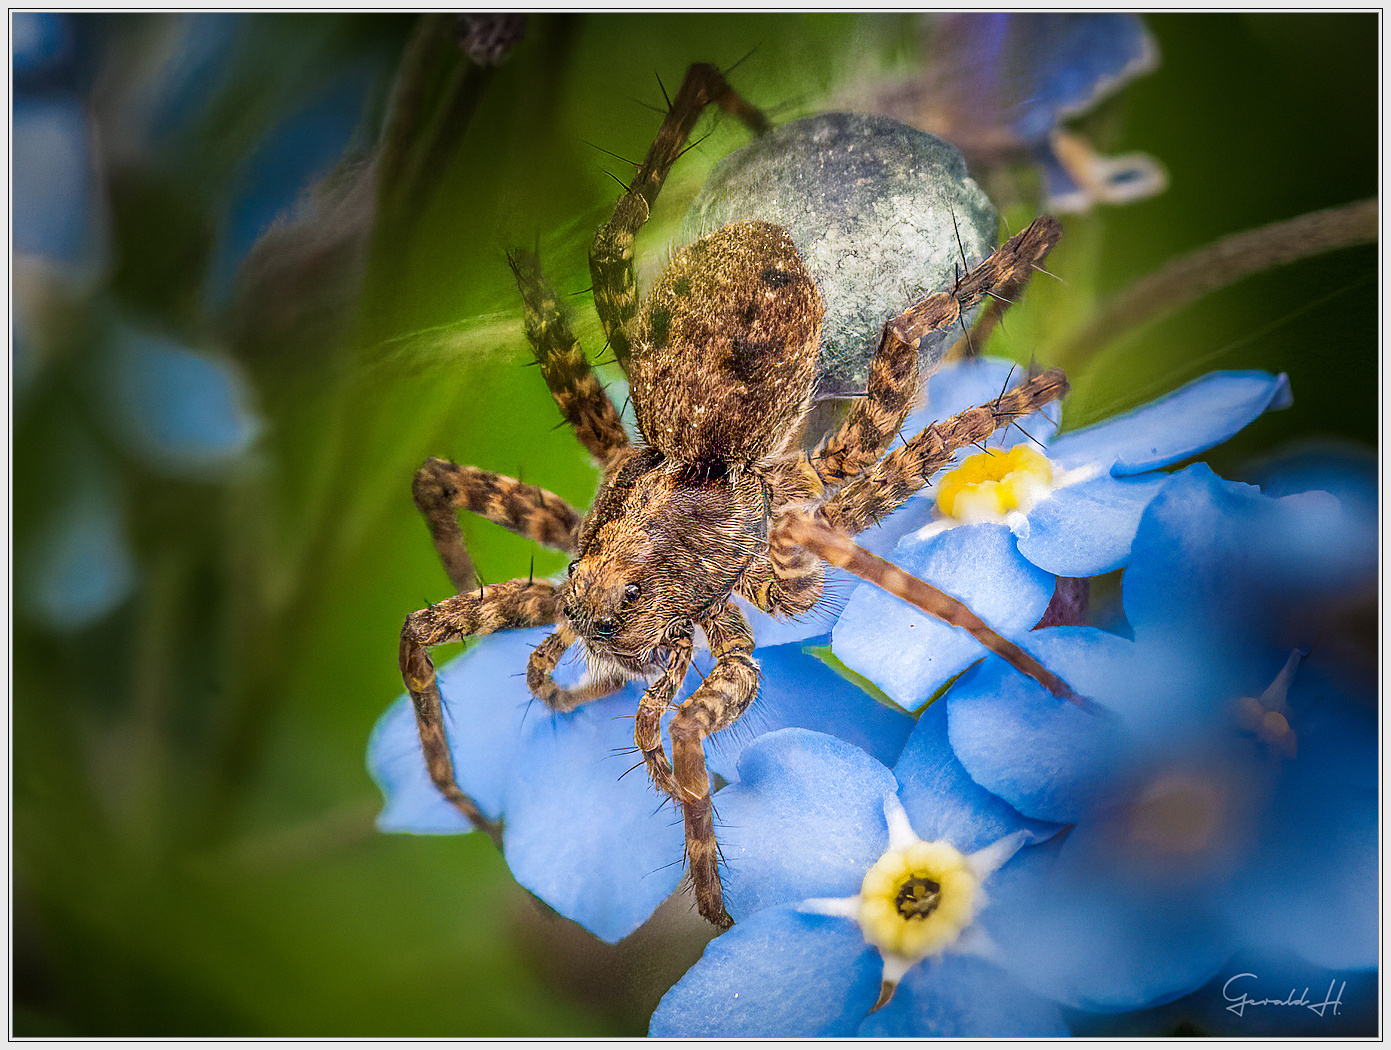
[369,633,914,943]
[649,715,1069,1037]
[940,461,1377,1012]
[833,356,1291,709]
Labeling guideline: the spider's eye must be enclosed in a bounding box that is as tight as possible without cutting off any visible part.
[592,618,617,640]
[622,582,641,606]
[567,559,579,576]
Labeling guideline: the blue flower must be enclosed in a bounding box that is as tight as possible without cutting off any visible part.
[368,633,914,943]
[941,461,1377,1013]
[833,356,1291,709]
[876,13,1167,212]
[649,720,1068,1037]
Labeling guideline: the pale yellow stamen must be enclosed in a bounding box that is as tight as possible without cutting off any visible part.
[936,445,1053,522]
[856,839,978,959]
[1234,649,1303,757]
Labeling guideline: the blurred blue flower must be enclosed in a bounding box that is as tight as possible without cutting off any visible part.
[23,462,138,631]
[13,12,74,80]
[834,356,1291,709]
[942,462,1377,1012]
[875,13,1167,212]
[100,321,262,474]
[13,94,105,275]
[369,631,913,943]
[649,724,1067,1036]
[204,65,377,308]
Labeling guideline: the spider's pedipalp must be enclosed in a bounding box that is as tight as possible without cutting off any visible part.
[634,628,695,797]
[526,624,631,713]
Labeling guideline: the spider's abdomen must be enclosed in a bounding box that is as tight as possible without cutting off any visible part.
[629,220,822,464]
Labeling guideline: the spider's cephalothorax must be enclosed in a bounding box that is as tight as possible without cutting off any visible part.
[401,63,1075,929]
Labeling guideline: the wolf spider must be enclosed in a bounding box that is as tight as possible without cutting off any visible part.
[400,63,1076,929]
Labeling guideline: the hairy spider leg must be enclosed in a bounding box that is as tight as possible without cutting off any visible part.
[666,601,759,930]
[633,629,696,796]
[824,369,1068,533]
[508,247,630,462]
[769,370,1087,705]
[525,624,631,712]
[398,578,563,841]
[412,458,582,593]
[589,62,769,374]
[812,216,1062,486]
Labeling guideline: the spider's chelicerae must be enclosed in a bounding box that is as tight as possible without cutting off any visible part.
[400,63,1077,929]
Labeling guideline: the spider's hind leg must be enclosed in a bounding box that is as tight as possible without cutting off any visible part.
[589,62,768,373]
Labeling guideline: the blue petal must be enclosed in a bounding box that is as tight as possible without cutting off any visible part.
[946,627,1135,823]
[902,356,1062,451]
[1015,472,1168,576]
[502,685,684,944]
[1046,371,1291,476]
[13,12,73,79]
[1125,465,1360,657]
[894,699,1062,852]
[833,523,1054,710]
[716,729,895,919]
[1227,781,1377,972]
[859,952,1068,1037]
[368,627,554,832]
[1248,438,1378,520]
[705,640,913,784]
[106,323,261,472]
[13,96,103,270]
[732,583,850,647]
[23,474,137,631]
[649,906,880,1037]
[994,825,1230,1011]
[369,695,472,835]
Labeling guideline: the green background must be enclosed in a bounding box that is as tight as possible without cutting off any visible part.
[13,13,1377,1036]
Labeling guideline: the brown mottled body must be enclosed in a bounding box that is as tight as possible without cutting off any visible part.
[399,63,1074,930]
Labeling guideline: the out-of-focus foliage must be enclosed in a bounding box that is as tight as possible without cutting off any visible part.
[12,12,1377,1036]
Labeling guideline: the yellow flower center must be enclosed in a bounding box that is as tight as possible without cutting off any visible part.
[856,839,978,959]
[935,445,1053,522]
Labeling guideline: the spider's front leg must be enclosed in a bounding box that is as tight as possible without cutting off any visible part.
[413,246,627,594]
[590,62,768,373]
[646,601,759,930]
[508,248,630,462]
[413,459,582,593]
[399,578,562,840]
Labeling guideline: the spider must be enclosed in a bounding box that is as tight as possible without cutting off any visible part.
[399,63,1077,930]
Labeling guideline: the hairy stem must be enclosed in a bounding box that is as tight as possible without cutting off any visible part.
[1052,198,1377,372]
